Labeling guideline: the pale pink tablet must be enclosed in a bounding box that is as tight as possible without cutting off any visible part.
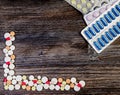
[86,14,93,21]
[93,11,100,18]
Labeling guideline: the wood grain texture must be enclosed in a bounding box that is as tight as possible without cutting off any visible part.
[0,0,120,95]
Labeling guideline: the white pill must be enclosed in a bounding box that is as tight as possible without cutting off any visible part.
[41,76,48,83]
[8,85,14,91]
[49,84,55,90]
[12,76,16,79]
[9,64,15,69]
[7,76,12,80]
[11,60,15,64]
[12,80,17,85]
[8,50,13,55]
[4,73,7,77]
[24,80,28,84]
[51,78,57,84]
[55,85,60,91]
[4,33,10,38]
[11,37,15,41]
[28,81,34,86]
[37,75,41,79]
[15,84,20,90]
[34,84,37,87]
[5,54,9,57]
[9,70,15,75]
[10,45,15,50]
[3,48,8,54]
[79,80,85,87]
[29,75,34,80]
[6,40,12,46]
[16,75,22,81]
[4,57,11,62]
[74,85,80,92]
[71,77,76,83]
[4,68,9,73]
[3,64,8,68]
[37,85,43,91]
[44,84,49,89]
[65,85,70,91]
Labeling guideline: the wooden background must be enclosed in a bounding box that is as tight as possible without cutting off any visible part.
[0,0,120,95]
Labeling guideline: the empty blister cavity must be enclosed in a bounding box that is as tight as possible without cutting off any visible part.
[81,0,120,53]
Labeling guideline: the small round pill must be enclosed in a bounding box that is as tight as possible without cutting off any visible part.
[37,75,41,79]
[4,57,11,62]
[74,85,80,92]
[16,75,22,81]
[51,78,57,84]
[15,84,20,90]
[28,81,34,86]
[10,31,15,36]
[4,33,10,38]
[9,64,15,69]
[58,78,63,83]
[22,75,27,80]
[44,84,49,89]
[79,80,85,87]
[4,68,9,74]
[22,85,26,89]
[71,77,76,83]
[9,85,14,91]
[3,48,8,54]
[65,85,70,91]
[37,85,43,91]
[9,70,15,75]
[8,50,13,55]
[7,76,12,80]
[70,83,74,88]
[7,80,12,85]
[71,0,76,5]
[12,80,17,85]
[6,46,10,50]
[41,76,48,83]
[10,45,15,50]
[32,86,36,91]
[3,64,8,68]
[77,4,82,9]
[11,37,15,41]
[4,85,9,90]
[66,79,71,84]
[49,84,55,90]
[4,73,7,77]
[29,75,34,80]
[26,86,31,91]
[6,40,12,46]
[11,55,15,60]
[55,85,60,91]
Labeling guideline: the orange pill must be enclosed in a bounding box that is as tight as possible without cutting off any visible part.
[58,78,63,83]
[7,80,11,85]
[10,31,15,36]
[6,46,10,50]
[66,79,71,84]
[70,83,75,88]
[26,86,31,91]
[11,55,15,60]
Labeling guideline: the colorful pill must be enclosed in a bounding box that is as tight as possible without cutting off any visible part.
[104,14,112,23]
[112,8,119,17]
[115,4,120,12]
[92,24,100,33]
[101,35,109,44]
[113,25,120,34]
[93,41,101,50]
[100,18,108,26]
[108,11,116,20]
[105,32,113,40]
[96,21,104,29]
[98,38,105,47]
[109,28,117,37]
[84,30,92,39]
[117,22,120,28]
[88,27,96,36]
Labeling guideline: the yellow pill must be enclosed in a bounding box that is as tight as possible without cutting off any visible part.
[66,79,71,84]
[62,81,66,85]
[7,80,12,85]
[38,80,42,84]
[26,86,31,91]
[4,85,9,90]
[58,78,63,83]
[22,75,27,80]
[87,3,92,8]
[81,0,86,3]
[71,0,76,5]
[10,31,15,36]
[11,55,15,60]
[22,85,26,89]
[32,86,36,91]
[6,46,10,50]
[77,4,82,9]
[61,86,65,91]
[82,8,87,14]
[70,83,75,88]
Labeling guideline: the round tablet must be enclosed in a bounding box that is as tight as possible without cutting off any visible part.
[12,80,17,85]
[37,76,41,79]
[11,37,15,41]
[44,84,49,89]
[4,57,11,62]
[74,85,80,92]
[49,84,55,90]
[4,68,9,74]
[55,85,60,91]
[41,76,48,83]
[29,75,34,80]
[9,64,15,69]
[16,75,22,81]
[79,80,85,87]
[3,48,8,54]
[37,85,43,91]
[28,81,34,86]
[4,33,10,38]
[10,45,15,50]
[71,77,76,83]
[3,64,8,68]
[93,11,100,18]
[51,78,57,84]
[7,75,12,80]
[8,85,14,91]
[9,70,15,75]
[65,85,70,91]
[6,40,12,46]
[15,84,20,90]
[8,50,13,55]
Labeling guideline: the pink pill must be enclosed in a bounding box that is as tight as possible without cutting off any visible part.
[99,7,106,14]
[86,14,93,21]
[93,11,100,18]
[106,5,111,9]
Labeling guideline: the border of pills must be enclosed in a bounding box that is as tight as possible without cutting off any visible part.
[3,32,85,91]
[84,0,118,25]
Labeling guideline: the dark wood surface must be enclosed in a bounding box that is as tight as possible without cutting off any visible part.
[0,0,120,95]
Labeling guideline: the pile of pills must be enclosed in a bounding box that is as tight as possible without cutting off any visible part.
[3,32,85,91]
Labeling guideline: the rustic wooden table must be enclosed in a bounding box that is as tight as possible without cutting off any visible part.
[0,0,120,95]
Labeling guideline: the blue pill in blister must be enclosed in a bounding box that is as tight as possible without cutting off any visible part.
[113,25,120,34]
[84,30,92,39]
[108,11,116,20]
[93,41,101,50]
[105,32,113,40]
[100,18,108,26]
[101,35,109,44]
[115,4,120,12]
[104,14,112,23]
[112,8,119,17]
[96,21,104,29]
[88,27,96,36]
[109,28,117,37]
[98,38,105,47]
[92,24,100,33]
[117,22,120,28]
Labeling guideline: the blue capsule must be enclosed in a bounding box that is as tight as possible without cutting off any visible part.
[88,27,96,36]
[109,28,117,37]
[115,4,120,12]
[100,18,108,26]
[84,30,92,39]
[105,32,113,40]
[108,11,116,20]
[92,24,100,33]
[104,14,112,23]
[96,21,104,29]
[93,41,101,50]
[117,22,120,28]
[113,25,120,34]
[111,8,119,17]
[98,38,105,47]
[101,35,109,44]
